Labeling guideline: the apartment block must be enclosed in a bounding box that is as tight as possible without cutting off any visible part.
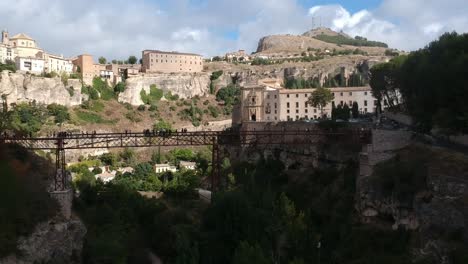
[141,50,203,73]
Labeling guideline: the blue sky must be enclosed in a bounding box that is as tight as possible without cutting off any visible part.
[0,0,467,59]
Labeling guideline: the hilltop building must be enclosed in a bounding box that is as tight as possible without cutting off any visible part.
[0,30,73,74]
[141,50,203,73]
[240,83,377,122]
[225,49,250,62]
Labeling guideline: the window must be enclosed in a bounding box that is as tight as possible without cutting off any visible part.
[364,108,368,113]
[349,101,352,106]
[340,92,343,96]
[274,117,277,120]
[287,110,290,114]
[364,92,368,95]
[287,115,290,120]
[296,109,299,113]
[304,102,308,107]
[305,94,308,97]
[274,110,277,114]
[274,103,277,108]
[305,109,308,113]
[267,95,270,99]
[305,115,309,119]
[287,102,290,108]
[349,92,352,95]
[296,94,299,98]
[314,109,317,113]
[296,115,299,120]
[364,100,368,106]
[274,95,277,99]
[314,115,317,119]
[296,102,299,107]
[287,94,290,98]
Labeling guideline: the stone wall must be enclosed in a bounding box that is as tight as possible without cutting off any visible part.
[0,71,84,107]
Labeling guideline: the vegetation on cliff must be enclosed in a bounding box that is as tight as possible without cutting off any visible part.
[313,34,388,48]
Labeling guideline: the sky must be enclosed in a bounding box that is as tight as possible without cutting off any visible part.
[0,0,467,60]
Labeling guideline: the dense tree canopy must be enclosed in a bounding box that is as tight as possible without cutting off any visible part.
[308,87,334,118]
[370,32,468,133]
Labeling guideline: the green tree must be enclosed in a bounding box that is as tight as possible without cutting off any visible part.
[307,87,334,118]
[233,241,271,264]
[342,103,350,120]
[153,120,172,131]
[128,56,137,65]
[47,103,70,124]
[98,56,107,64]
[120,148,136,166]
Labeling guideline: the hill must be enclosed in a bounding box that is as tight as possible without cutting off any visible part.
[256,27,389,55]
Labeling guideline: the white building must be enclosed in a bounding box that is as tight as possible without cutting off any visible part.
[179,161,196,170]
[15,57,45,74]
[154,163,177,173]
[0,43,14,64]
[44,53,74,74]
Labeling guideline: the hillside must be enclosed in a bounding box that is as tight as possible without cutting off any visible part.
[256,27,389,55]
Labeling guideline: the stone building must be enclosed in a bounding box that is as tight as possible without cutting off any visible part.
[72,54,109,85]
[225,49,250,62]
[1,30,73,74]
[141,50,203,73]
[105,63,141,83]
[15,56,45,74]
[240,84,377,122]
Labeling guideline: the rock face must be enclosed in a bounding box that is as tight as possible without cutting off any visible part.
[0,71,84,107]
[207,56,384,90]
[357,129,468,263]
[0,217,87,264]
[119,73,210,105]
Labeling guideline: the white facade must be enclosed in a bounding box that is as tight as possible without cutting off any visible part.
[180,161,196,170]
[154,164,177,173]
[0,44,15,64]
[15,57,45,74]
[45,54,73,73]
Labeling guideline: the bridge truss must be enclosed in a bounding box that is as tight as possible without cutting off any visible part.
[1,129,371,191]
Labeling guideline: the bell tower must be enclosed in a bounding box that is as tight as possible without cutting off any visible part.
[2,30,9,45]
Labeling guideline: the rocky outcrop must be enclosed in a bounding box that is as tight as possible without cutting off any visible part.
[1,217,87,264]
[0,71,84,107]
[119,73,210,105]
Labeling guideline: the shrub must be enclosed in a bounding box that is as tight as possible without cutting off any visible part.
[76,111,110,124]
[148,104,158,112]
[208,105,219,118]
[92,77,114,100]
[114,82,126,93]
[137,105,146,111]
[89,100,105,112]
[47,103,70,124]
[140,85,164,105]
[125,110,142,122]
[203,100,210,105]
[153,120,172,131]
[169,106,176,112]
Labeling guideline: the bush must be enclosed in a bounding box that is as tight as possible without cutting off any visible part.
[165,91,179,101]
[169,105,176,112]
[89,100,105,112]
[114,82,126,93]
[47,103,70,124]
[125,110,142,122]
[0,60,16,72]
[9,103,48,135]
[137,105,146,111]
[153,120,172,131]
[148,104,158,112]
[203,100,210,105]
[216,84,240,105]
[208,105,219,118]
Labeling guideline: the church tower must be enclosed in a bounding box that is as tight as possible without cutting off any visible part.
[2,30,9,45]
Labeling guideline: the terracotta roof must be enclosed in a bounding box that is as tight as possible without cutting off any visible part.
[10,33,34,40]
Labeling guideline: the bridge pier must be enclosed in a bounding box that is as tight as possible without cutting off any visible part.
[49,188,73,220]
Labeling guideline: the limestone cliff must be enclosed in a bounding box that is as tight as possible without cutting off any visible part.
[0,71,84,107]
[207,56,386,89]
[119,73,210,105]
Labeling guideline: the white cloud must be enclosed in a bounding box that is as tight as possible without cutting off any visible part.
[0,0,466,59]
[307,1,468,51]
